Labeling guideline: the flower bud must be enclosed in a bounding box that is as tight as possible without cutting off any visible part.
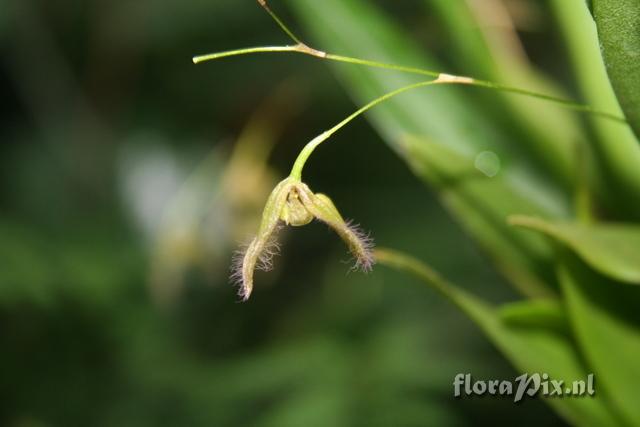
[231,177,374,300]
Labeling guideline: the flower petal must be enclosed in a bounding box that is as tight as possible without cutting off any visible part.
[230,178,293,300]
[298,185,375,272]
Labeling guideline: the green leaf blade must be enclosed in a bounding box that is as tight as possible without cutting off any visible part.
[558,253,640,426]
[376,248,621,427]
[498,299,569,335]
[402,136,558,298]
[551,0,640,219]
[510,215,640,284]
[593,0,640,140]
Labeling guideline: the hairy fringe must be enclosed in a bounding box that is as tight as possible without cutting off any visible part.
[257,235,282,272]
[345,220,375,273]
[229,225,283,301]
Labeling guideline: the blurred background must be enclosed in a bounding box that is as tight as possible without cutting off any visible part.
[0,0,577,425]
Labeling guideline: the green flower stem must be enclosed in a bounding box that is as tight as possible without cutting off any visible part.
[287,70,626,180]
[193,0,626,183]
[289,79,439,180]
[192,45,301,63]
[258,0,304,45]
[324,53,438,78]
[373,248,461,307]
[193,1,624,122]
[193,45,624,124]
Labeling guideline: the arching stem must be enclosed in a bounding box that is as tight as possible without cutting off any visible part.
[192,6,625,124]
[290,76,472,180]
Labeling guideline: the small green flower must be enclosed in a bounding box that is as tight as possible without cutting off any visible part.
[231,177,374,300]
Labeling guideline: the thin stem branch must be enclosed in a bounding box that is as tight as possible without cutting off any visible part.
[257,0,304,45]
[194,1,626,123]
[194,0,627,181]
[373,248,461,307]
[289,79,441,180]
[192,45,300,64]
[288,70,628,179]
[193,44,624,123]
[325,53,439,78]
[469,80,624,122]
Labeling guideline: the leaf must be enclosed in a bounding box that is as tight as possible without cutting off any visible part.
[424,0,580,185]
[498,299,569,335]
[558,253,640,426]
[288,0,571,297]
[592,0,640,140]
[401,136,557,298]
[376,248,621,427]
[550,0,640,219]
[585,0,594,15]
[510,215,640,284]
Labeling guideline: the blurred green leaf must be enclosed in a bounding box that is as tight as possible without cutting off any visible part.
[558,253,640,426]
[498,299,569,335]
[401,136,556,298]
[551,0,640,219]
[376,248,620,427]
[425,0,580,185]
[0,219,140,308]
[510,215,640,284]
[585,0,594,15]
[592,0,640,140]
[0,220,55,307]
